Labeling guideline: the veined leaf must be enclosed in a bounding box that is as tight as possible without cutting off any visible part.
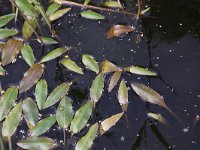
[107,25,134,39]
[0,28,18,40]
[43,82,71,109]
[16,0,37,17]
[31,115,56,137]
[82,54,99,74]
[49,8,71,22]
[38,37,58,45]
[148,112,169,126]
[118,79,128,111]
[21,44,35,66]
[60,59,84,75]
[17,137,55,150]
[108,70,122,92]
[40,47,69,63]
[101,60,120,74]
[103,1,122,8]
[75,123,98,150]
[56,96,74,128]
[22,97,39,127]
[2,102,22,137]
[1,38,23,66]
[70,101,93,134]
[0,87,18,121]
[124,66,157,76]
[0,13,15,28]
[35,79,48,110]
[22,17,38,40]
[46,2,62,16]
[90,73,104,103]
[19,63,44,93]
[100,112,123,135]
[81,10,105,20]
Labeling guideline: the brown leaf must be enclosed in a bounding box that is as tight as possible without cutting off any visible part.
[1,38,23,66]
[108,71,122,92]
[101,60,120,74]
[19,63,44,93]
[107,25,134,39]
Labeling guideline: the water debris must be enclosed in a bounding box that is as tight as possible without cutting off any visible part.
[193,115,200,129]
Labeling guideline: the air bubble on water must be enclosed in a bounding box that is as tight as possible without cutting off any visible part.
[120,136,125,141]
[197,94,200,98]
[183,127,189,133]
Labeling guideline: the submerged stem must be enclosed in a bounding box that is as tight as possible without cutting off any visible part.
[0,136,4,150]
[63,128,67,150]
[8,136,12,150]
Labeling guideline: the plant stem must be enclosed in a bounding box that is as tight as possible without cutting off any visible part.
[137,0,142,17]
[8,136,12,150]
[54,0,136,16]
[0,136,4,150]
[63,128,67,150]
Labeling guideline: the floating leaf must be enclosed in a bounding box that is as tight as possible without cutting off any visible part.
[49,8,71,22]
[103,1,122,8]
[0,43,5,51]
[38,37,58,45]
[141,7,150,15]
[56,96,74,128]
[101,60,120,74]
[83,0,91,5]
[0,13,15,28]
[17,137,55,150]
[35,79,48,110]
[19,63,44,93]
[21,44,35,66]
[31,115,56,137]
[70,101,93,134]
[60,59,84,75]
[46,2,62,16]
[0,87,18,121]
[22,97,39,127]
[1,38,23,66]
[0,65,5,76]
[147,112,169,126]
[100,112,123,135]
[124,66,157,76]
[107,25,134,39]
[108,70,122,92]
[40,47,69,63]
[90,73,104,103]
[16,0,37,17]
[22,17,38,40]
[43,82,71,109]
[82,54,99,74]
[75,123,98,150]
[0,28,18,40]
[81,10,105,20]
[118,79,128,111]
[2,102,22,137]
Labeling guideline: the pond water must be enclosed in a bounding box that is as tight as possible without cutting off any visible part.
[1,0,200,149]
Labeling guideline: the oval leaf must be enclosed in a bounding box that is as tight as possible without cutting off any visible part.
[118,79,128,111]
[16,0,37,17]
[90,73,104,103]
[46,2,62,16]
[2,102,22,137]
[31,115,56,137]
[22,17,38,40]
[22,97,39,127]
[101,60,120,74]
[82,54,99,74]
[56,96,74,128]
[125,66,157,76]
[108,70,122,92]
[81,10,105,20]
[38,37,58,45]
[49,8,71,22]
[103,1,122,8]
[0,13,15,28]
[19,63,44,93]
[75,123,99,150]
[148,112,169,126]
[0,28,18,40]
[83,0,91,5]
[70,101,93,134]
[60,59,83,75]
[21,44,35,66]
[35,79,48,110]
[43,82,71,109]
[0,65,5,76]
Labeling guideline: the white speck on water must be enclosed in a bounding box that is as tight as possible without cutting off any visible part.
[120,136,125,141]
[183,127,189,133]
[197,94,200,98]
[179,23,183,26]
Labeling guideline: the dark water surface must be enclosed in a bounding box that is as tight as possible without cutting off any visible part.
[1,0,200,149]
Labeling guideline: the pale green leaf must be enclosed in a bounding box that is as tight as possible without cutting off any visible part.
[82,54,99,74]
[0,28,18,39]
[39,37,58,45]
[21,44,35,66]
[49,8,71,22]
[108,71,122,92]
[125,66,157,76]
[0,13,15,28]
[103,1,122,8]
[0,65,5,76]
[46,2,62,16]
[16,0,37,17]
[81,10,105,20]
[118,79,128,111]
[101,60,120,74]
[22,17,38,40]
[83,0,91,5]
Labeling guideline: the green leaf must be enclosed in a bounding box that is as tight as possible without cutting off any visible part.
[21,44,35,66]
[0,28,18,39]
[75,123,98,150]
[60,59,84,75]
[35,79,48,110]
[22,17,38,40]
[70,101,93,134]
[81,10,105,20]
[22,97,39,127]
[83,0,91,5]
[101,60,120,74]
[56,96,74,128]
[40,47,69,63]
[103,1,122,8]
[46,2,62,16]
[82,54,99,74]
[49,8,71,22]
[17,137,55,150]
[2,102,22,137]
[16,0,37,17]
[31,116,56,137]
[90,73,104,102]
[0,87,18,121]
[124,66,157,76]
[0,65,5,76]
[0,13,15,28]
[39,37,58,45]
[43,82,71,109]
[118,79,128,111]
[108,71,122,92]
